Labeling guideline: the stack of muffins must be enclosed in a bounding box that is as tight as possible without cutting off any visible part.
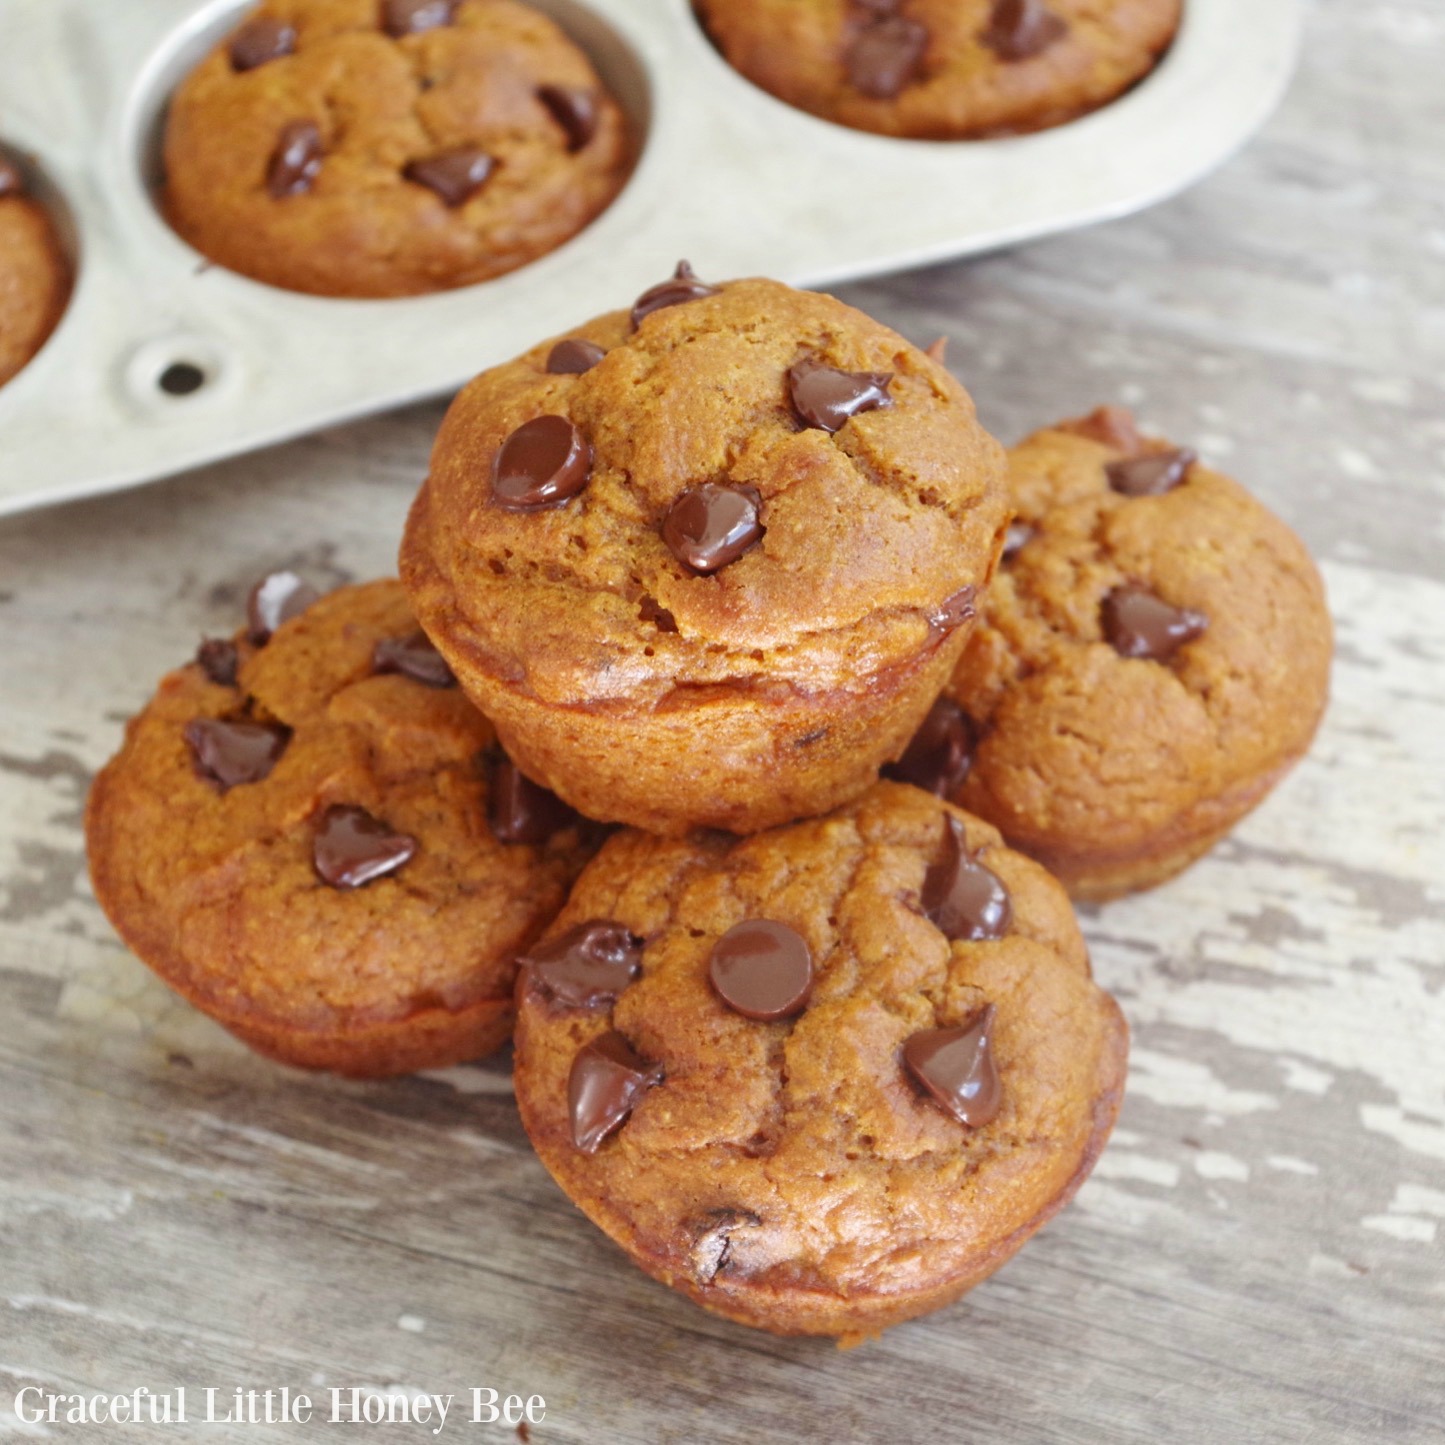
[87,256,1332,1339]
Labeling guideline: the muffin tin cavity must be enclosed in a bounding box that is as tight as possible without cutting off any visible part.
[0,0,1301,515]
[0,145,77,390]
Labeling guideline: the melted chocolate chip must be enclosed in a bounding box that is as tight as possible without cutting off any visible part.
[485,752,577,844]
[787,357,893,433]
[1101,585,1208,660]
[267,120,323,199]
[846,15,928,99]
[709,920,813,1022]
[631,261,720,330]
[184,717,290,791]
[568,1031,663,1152]
[1105,447,1197,497]
[922,815,1012,942]
[404,148,495,206]
[246,571,319,644]
[313,804,416,888]
[229,15,297,71]
[662,485,763,574]
[980,0,1067,60]
[382,0,459,37]
[372,631,455,688]
[688,1208,761,1283]
[196,638,239,687]
[928,585,977,633]
[884,697,974,796]
[903,1005,1001,1127]
[0,155,23,197]
[491,415,591,511]
[1002,521,1035,560]
[522,921,643,1010]
[546,338,606,375]
[538,85,599,151]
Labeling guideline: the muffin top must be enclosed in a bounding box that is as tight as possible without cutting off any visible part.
[513,782,1125,1329]
[86,578,596,1030]
[402,272,1009,711]
[695,0,1181,140]
[0,153,70,387]
[162,0,631,297]
[945,409,1332,854]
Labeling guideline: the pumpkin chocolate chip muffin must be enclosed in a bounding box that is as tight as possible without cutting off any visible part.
[400,268,1010,836]
[910,407,1332,901]
[0,151,70,388]
[86,577,598,1077]
[162,0,632,297]
[512,781,1127,1338]
[694,0,1181,139]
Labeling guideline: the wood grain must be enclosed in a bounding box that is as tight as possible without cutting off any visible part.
[2,1,1443,1439]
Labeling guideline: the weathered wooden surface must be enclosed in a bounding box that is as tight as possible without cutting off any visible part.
[2,1,1443,1439]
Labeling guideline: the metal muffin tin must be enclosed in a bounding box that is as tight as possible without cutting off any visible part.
[0,0,1302,516]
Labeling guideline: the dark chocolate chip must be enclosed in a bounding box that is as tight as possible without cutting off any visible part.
[1002,521,1035,560]
[404,148,495,206]
[903,1005,1001,1127]
[1105,447,1197,497]
[229,15,297,71]
[372,631,455,688]
[0,155,23,197]
[313,804,416,889]
[1101,584,1208,661]
[546,338,606,375]
[662,484,763,574]
[884,697,974,796]
[522,921,643,1010]
[846,15,928,99]
[196,638,239,687]
[538,85,599,151]
[928,585,977,633]
[853,0,901,12]
[688,1208,761,1283]
[709,920,814,1022]
[631,261,720,330]
[485,751,577,844]
[980,0,1067,61]
[491,415,592,511]
[923,815,1012,942]
[246,571,319,644]
[568,1031,663,1152]
[267,120,323,198]
[787,358,893,433]
[184,717,290,791]
[382,0,459,37]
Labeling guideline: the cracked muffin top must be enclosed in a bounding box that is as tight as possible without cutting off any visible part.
[162,0,632,297]
[695,0,1181,140]
[401,273,1009,711]
[943,408,1332,875]
[0,153,70,388]
[86,578,597,1070]
[512,781,1126,1336]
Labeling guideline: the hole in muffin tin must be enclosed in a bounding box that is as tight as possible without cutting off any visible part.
[131,0,653,298]
[158,361,207,396]
[121,333,237,412]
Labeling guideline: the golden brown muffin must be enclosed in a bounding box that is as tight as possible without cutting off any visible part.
[512,781,1127,1338]
[911,408,1332,901]
[0,152,70,388]
[162,0,631,297]
[695,0,1180,139]
[401,270,1010,835]
[86,577,598,1077]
